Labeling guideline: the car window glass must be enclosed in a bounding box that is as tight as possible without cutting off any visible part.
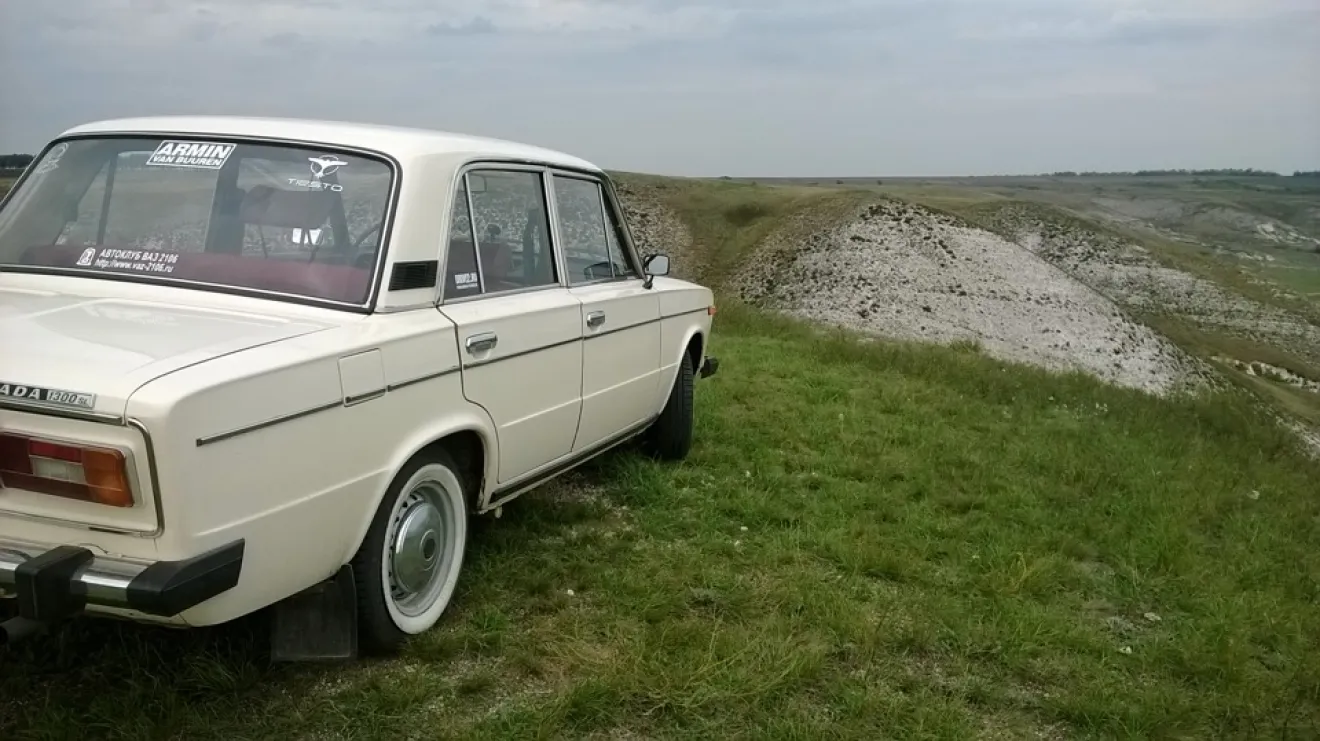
[443,178,482,296]
[3,137,392,305]
[56,158,113,246]
[58,150,218,251]
[461,169,555,295]
[552,175,619,284]
[601,191,638,278]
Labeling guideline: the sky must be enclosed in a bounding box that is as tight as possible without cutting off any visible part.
[2,0,1317,177]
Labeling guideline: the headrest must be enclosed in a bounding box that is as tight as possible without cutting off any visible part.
[239,185,336,229]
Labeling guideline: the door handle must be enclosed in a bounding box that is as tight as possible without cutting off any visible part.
[465,332,498,354]
[586,311,606,329]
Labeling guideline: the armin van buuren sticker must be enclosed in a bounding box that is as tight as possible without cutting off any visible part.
[0,381,97,410]
[146,140,236,169]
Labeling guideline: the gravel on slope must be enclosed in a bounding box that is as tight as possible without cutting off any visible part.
[732,200,1205,396]
[612,179,698,280]
[986,206,1320,369]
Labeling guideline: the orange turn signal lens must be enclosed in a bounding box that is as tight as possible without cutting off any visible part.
[82,448,134,507]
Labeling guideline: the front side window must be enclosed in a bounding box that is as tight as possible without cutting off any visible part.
[552,174,637,284]
[442,168,556,299]
[0,136,395,305]
[601,187,639,280]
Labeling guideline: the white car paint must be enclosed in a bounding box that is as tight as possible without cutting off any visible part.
[0,116,716,630]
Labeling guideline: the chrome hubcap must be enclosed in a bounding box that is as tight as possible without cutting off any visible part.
[387,482,453,617]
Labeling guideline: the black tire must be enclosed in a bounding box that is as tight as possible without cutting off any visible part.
[643,351,695,461]
[351,450,469,655]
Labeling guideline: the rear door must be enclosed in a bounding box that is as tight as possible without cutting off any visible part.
[549,172,661,452]
[438,166,584,484]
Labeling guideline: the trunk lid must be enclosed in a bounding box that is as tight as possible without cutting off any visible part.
[0,285,333,417]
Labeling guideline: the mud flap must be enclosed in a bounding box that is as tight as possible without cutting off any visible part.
[269,565,358,662]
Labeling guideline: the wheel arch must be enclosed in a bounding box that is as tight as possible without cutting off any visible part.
[657,324,705,412]
[341,409,497,565]
[685,331,705,373]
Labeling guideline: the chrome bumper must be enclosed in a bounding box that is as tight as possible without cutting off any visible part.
[0,538,244,621]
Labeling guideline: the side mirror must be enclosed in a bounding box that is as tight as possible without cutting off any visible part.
[642,253,669,289]
[643,253,670,276]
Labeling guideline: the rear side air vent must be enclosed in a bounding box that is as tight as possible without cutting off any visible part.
[388,260,439,291]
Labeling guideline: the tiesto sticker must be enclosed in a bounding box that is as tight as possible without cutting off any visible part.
[309,155,347,179]
[145,140,236,169]
[0,381,97,410]
[288,155,348,192]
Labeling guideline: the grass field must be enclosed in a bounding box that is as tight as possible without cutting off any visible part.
[3,175,1320,739]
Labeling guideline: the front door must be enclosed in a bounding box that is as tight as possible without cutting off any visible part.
[439,167,583,484]
[550,173,661,452]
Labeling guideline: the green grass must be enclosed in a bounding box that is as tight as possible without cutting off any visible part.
[611,172,870,289]
[1146,315,1320,426]
[1261,259,1320,301]
[3,306,1319,739]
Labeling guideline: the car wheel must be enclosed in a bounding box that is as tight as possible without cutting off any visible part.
[643,350,695,461]
[351,450,468,654]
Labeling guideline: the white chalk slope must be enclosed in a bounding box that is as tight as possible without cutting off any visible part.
[734,200,1203,395]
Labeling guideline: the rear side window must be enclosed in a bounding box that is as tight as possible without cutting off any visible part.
[444,177,481,295]
[442,168,556,299]
[0,137,394,306]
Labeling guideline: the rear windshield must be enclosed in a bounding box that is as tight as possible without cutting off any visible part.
[0,136,395,306]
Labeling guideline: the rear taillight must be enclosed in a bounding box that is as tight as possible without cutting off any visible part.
[0,433,133,507]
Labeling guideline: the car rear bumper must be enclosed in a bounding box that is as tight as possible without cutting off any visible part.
[700,355,720,378]
[0,538,244,621]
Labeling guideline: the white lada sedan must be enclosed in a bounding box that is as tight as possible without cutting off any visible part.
[0,116,719,659]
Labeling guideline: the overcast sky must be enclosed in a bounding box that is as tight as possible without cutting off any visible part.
[2,0,1317,176]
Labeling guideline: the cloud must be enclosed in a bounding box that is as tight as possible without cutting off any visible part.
[425,16,498,36]
[0,0,1316,175]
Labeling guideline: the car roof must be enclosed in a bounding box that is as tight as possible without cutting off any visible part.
[58,115,603,173]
